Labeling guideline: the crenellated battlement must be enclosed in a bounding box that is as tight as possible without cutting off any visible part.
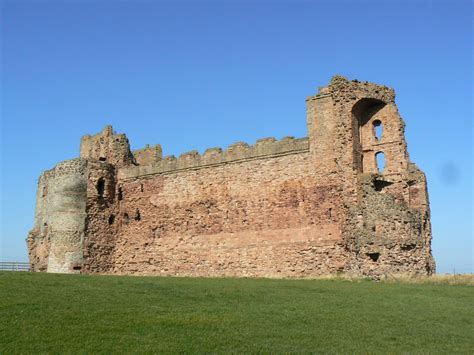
[133,144,163,166]
[120,136,309,179]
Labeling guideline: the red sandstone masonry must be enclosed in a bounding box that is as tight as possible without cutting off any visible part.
[27,76,435,278]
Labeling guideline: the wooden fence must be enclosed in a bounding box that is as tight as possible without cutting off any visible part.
[0,262,30,271]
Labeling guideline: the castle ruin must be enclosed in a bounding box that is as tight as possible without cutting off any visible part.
[27,76,435,278]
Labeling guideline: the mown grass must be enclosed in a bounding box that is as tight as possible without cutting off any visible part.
[0,272,472,353]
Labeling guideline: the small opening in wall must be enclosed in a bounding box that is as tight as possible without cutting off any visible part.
[99,157,107,161]
[401,244,416,251]
[134,209,141,221]
[108,215,115,225]
[373,120,383,141]
[374,179,393,192]
[123,213,130,224]
[118,187,123,201]
[375,152,385,173]
[72,266,82,271]
[140,183,144,192]
[97,178,105,198]
[367,252,380,262]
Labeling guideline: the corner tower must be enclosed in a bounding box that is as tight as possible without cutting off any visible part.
[27,126,130,273]
[307,76,434,276]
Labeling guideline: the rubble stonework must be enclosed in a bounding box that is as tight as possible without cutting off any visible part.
[27,76,435,278]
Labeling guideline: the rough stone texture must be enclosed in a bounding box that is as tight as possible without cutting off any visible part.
[79,125,135,168]
[27,76,435,278]
[27,159,89,273]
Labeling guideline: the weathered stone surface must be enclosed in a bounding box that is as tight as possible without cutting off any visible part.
[26,76,435,278]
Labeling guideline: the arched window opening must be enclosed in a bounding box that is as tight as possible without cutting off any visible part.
[373,120,383,141]
[352,98,386,125]
[351,98,387,173]
[375,152,385,173]
[97,178,105,198]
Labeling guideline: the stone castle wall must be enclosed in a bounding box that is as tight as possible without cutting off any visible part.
[27,76,435,278]
[111,151,346,277]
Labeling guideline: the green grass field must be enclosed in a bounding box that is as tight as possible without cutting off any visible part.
[1,272,472,353]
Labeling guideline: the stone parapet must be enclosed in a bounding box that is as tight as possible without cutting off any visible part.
[119,136,309,179]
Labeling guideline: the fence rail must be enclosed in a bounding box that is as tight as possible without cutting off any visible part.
[0,262,30,271]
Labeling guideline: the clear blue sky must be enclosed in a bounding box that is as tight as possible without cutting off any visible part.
[1,0,472,273]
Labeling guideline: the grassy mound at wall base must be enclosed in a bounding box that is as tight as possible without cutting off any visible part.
[0,272,472,353]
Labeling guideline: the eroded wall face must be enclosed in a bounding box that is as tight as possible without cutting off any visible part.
[27,76,435,278]
[80,125,134,168]
[82,162,118,273]
[306,77,434,277]
[27,160,88,273]
[112,152,347,277]
[343,172,434,277]
[27,159,120,274]
[27,173,52,272]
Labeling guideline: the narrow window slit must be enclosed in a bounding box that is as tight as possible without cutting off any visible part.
[373,120,383,141]
[375,152,385,173]
[97,178,105,198]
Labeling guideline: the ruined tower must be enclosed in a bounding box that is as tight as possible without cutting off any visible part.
[27,76,435,277]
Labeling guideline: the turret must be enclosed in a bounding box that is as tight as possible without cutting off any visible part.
[80,125,135,168]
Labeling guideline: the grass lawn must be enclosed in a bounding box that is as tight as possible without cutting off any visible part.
[0,272,472,353]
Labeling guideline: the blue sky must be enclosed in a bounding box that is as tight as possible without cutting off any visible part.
[1,0,472,273]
